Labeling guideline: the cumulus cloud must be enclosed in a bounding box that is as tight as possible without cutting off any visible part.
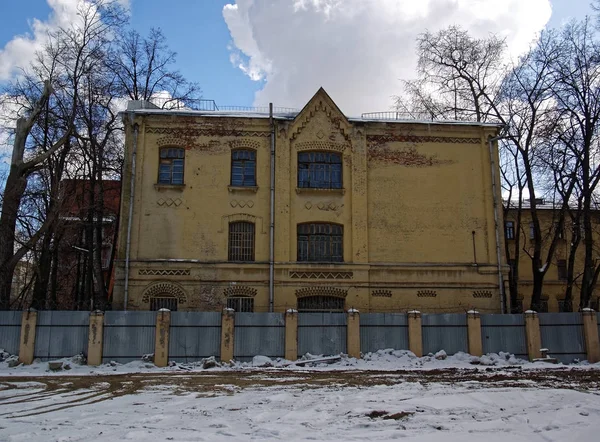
[223,0,552,115]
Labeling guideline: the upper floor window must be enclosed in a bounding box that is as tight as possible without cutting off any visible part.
[298,151,342,189]
[159,148,184,185]
[557,259,567,280]
[228,221,255,262]
[505,221,515,240]
[231,149,256,187]
[297,223,343,262]
[529,222,535,239]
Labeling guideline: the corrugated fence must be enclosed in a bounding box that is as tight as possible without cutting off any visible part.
[298,312,346,357]
[539,313,586,364]
[170,312,221,363]
[360,313,408,353]
[234,313,285,361]
[0,311,21,355]
[481,314,528,360]
[422,313,468,355]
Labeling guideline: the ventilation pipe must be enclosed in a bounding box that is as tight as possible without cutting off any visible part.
[123,120,139,311]
[269,104,275,312]
[488,134,506,313]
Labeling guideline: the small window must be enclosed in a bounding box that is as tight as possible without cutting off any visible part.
[101,245,112,270]
[297,296,345,312]
[297,223,343,262]
[231,150,256,187]
[150,296,178,311]
[298,151,342,189]
[529,222,535,239]
[228,222,255,262]
[227,296,254,312]
[590,297,600,311]
[505,221,515,240]
[535,299,549,313]
[557,259,567,281]
[558,299,572,312]
[158,148,185,185]
[513,299,524,314]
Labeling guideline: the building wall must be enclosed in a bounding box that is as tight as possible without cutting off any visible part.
[113,89,505,313]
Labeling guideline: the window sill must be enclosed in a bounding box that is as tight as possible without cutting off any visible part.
[228,185,259,193]
[295,187,345,195]
[154,184,186,191]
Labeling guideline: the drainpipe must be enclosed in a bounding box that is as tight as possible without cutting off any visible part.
[488,134,506,313]
[269,103,275,312]
[123,119,139,311]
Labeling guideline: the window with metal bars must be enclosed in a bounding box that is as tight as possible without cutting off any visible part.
[226,296,254,312]
[150,296,178,311]
[228,222,255,261]
[297,296,345,312]
[158,147,185,185]
[298,151,342,189]
[231,150,256,186]
[297,223,343,262]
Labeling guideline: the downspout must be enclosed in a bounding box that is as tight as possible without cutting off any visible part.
[488,134,506,313]
[123,119,139,311]
[269,104,275,312]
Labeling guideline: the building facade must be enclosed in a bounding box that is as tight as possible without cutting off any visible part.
[113,88,506,313]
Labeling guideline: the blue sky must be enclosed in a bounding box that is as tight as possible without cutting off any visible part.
[0,0,595,113]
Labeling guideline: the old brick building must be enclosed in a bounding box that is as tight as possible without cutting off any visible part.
[113,88,507,313]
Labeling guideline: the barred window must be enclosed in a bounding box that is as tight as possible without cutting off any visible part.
[505,221,515,240]
[298,151,342,189]
[231,149,256,187]
[158,148,185,185]
[228,222,255,261]
[227,296,254,312]
[297,296,345,312]
[297,223,343,262]
[150,296,178,311]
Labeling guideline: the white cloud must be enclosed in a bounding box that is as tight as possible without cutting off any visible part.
[223,0,552,115]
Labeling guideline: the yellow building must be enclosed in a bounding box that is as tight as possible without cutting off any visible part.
[113,88,507,313]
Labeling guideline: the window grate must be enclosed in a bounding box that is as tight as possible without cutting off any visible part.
[150,296,178,311]
[297,223,343,262]
[228,222,255,261]
[158,147,185,185]
[227,296,254,312]
[297,296,345,312]
[298,151,342,189]
[231,150,256,186]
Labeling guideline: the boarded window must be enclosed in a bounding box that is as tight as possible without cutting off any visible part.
[227,296,254,312]
[297,223,343,262]
[228,222,255,261]
[231,149,256,186]
[298,151,342,189]
[297,296,345,312]
[158,148,185,185]
[150,296,178,311]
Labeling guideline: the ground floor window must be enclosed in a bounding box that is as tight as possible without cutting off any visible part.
[150,296,178,311]
[297,296,345,312]
[227,296,254,312]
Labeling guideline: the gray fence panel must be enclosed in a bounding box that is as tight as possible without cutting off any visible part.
[103,311,156,363]
[360,313,409,353]
[539,313,586,364]
[169,312,221,362]
[33,311,89,361]
[233,313,285,361]
[480,314,527,359]
[0,311,22,356]
[422,313,468,355]
[298,313,346,357]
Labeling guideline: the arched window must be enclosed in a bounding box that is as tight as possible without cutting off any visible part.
[231,149,256,186]
[297,296,344,312]
[158,147,185,185]
[297,223,343,262]
[227,296,254,312]
[228,221,255,261]
[298,151,342,189]
[150,295,178,311]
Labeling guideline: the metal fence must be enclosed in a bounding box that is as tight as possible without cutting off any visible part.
[34,311,89,361]
[169,312,221,363]
[103,311,156,363]
[0,311,21,355]
[298,313,346,357]
[481,314,528,360]
[360,313,409,353]
[539,313,586,364]
[233,313,285,362]
[422,313,468,355]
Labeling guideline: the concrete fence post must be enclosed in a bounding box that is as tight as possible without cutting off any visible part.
[346,309,361,359]
[220,308,235,363]
[582,308,600,363]
[467,310,483,356]
[154,309,171,367]
[524,310,542,361]
[285,309,298,361]
[87,310,105,366]
[407,310,423,357]
[18,309,37,365]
